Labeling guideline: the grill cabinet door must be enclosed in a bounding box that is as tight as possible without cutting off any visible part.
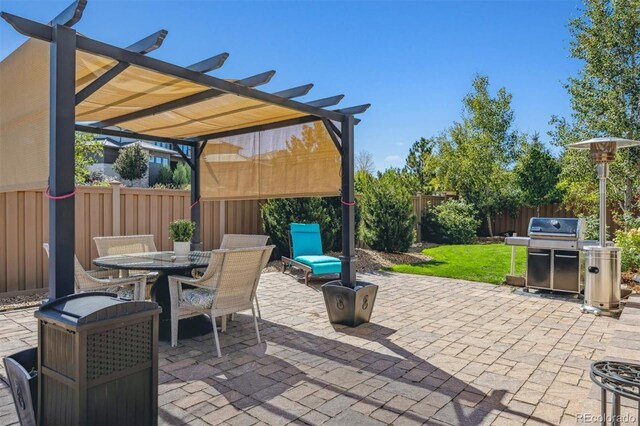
[527,249,551,288]
[553,250,580,292]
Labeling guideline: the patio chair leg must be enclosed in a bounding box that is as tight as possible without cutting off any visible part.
[254,295,262,319]
[212,316,222,358]
[170,315,178,348]
[252,307,261,344]
[221,315,227,333]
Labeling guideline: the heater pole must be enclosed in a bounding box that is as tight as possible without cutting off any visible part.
[598,163,608,247]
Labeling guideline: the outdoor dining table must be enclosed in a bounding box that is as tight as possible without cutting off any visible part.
[93,251,212,341]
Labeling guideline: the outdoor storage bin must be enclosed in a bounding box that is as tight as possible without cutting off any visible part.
[34,292,161,426]
[3,348,38,426]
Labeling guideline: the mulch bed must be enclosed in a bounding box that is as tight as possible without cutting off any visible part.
[622,270,640,293]
[0,292,47,312]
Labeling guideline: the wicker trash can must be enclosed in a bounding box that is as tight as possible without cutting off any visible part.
[34,292,161,426]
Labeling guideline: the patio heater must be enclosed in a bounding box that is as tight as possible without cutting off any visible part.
[568,137,640,316]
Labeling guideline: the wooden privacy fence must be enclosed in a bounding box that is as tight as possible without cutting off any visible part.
[411,195,618,240]
[490,204,573,237]
[0,183,264,296]
[2,186,622,295]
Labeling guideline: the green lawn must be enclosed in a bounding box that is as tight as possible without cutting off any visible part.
[389,244,527,285]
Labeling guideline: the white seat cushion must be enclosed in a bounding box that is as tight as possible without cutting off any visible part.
[182,288,216,309]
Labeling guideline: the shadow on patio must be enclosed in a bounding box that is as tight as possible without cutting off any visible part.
[159,313,555,425]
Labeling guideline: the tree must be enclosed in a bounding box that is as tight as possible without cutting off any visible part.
[361,172,416,252]
[403,137,438,193]
[74,132,103,184]
[514,134,562,216]
[155,165,174,187]
[434,75,522,236]
[552,0,640,228]
[113,143,148,184]
[356,150,375,175]
[172,162,190,188]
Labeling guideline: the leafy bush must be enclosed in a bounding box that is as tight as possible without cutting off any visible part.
[172,163,190,188]
[75,132,103,184]
[86,170,108,186]
[361,176,415,252]
[156,165,174,187]
[615,228,640,272]
[583,214,602,241]
[261,196,362,257]
[421,199,480,244]
[169,220,195,242]
[261,197,340,257]
[113,143,148,183]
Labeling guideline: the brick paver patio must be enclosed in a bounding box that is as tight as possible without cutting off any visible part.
[0,271,626,425]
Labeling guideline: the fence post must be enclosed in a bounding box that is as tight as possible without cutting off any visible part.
[510,233,517,275]
[416,193,422,242]
[111,181,121,236]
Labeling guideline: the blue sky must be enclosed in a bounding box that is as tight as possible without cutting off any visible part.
[0,0,584,170]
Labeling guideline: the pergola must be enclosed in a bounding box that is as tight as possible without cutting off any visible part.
[0,0,369,299]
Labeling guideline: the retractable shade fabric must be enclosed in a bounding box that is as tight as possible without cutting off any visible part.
[200,121,341,200]
[0,39,49,191]
[0,37,341,197]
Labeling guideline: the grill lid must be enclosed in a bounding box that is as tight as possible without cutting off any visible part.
[528,217,584,240]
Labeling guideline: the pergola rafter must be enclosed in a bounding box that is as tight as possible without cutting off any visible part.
[0,0,369,299]
[91,70,277,128]
[75,29,169,104]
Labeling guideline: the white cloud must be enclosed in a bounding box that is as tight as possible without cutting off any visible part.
[395,142,404,146]
[385,155,402,163]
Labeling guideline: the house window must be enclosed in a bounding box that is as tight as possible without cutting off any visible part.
[149,155,169,166]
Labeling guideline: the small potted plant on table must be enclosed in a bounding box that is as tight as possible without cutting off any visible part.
[169,219,195,258]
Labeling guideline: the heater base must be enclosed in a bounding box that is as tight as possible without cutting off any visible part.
[580,304,622,317]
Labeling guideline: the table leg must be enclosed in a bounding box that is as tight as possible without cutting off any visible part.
[600,387,607,426]
[151,270,213,342]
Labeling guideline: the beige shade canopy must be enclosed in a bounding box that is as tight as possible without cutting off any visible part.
[0,37,343,198]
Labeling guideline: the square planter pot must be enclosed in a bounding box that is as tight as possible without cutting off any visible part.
[321,281,378,327]
[173,241,190,258]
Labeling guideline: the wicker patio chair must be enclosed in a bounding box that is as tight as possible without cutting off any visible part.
[43,243,146,300]
[93,235,159,298]
[192,234,269,319]
[168,245,274,357]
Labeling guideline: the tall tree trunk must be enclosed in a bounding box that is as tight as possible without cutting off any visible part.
[486,213,493,237]
[536,205,540,217]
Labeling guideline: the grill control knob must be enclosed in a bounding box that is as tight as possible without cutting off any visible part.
[551,220,560,228]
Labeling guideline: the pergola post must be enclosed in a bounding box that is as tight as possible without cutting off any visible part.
[191,142,201,250]
[48,24,77,299]
[322,114,378,326]
[340,115,356,287]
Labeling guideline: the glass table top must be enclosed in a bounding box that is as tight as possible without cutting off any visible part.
[93,251,211,271]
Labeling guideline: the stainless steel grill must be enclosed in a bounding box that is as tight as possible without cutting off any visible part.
[505,217,598,294]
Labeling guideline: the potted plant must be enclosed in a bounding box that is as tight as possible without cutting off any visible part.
[169,219,195,258]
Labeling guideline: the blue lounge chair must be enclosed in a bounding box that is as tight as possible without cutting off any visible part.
[281,223,341,285]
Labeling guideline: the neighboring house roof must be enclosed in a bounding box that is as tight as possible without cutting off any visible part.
[202,153,248,163]
[99,137,121,149]
[205,140,243,154]
[96,137,183,157]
